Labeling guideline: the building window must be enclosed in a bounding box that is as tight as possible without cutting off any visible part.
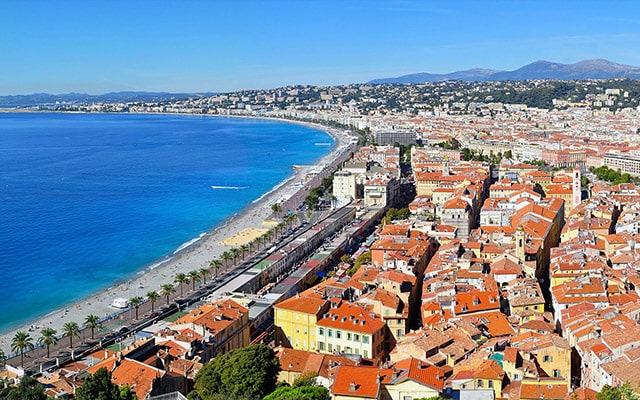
[553,369,561,378]
[363,335,369,344]
[328,343,332,353]
[328,329,333,338]
[477,379,483,388]
[543,355,552,362]
[347,332,352,340]
[319,327,324,335]
[336,331,342,339]
[354,334,360,342]
[488,380,493,388]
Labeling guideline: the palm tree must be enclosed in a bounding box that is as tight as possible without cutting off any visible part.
[221,251,232,268]
[248,239,256,254]
[62,322,80,348]
[130,296,143,320]
[230,247,241,264]
[276,222,286,236]
[255,235,264,250]
[84,314,100,340]
[11,331,34,368]
[287,213,299,228]
[271,202,282,216]
[188,270,200,291]
[210,259,222,278]
[240,244,249,260]
[265,230,274,242]
[199,267,209,285]
[174,273,189,297]
[38,327,57,358]
[161,284,175,305]
[147,291,159,312]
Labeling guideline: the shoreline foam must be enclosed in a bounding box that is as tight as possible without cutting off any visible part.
[0,114,355,354]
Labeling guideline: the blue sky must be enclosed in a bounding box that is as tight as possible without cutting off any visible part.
[1,0,639,95]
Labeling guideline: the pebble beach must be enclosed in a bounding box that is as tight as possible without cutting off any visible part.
[0,118,355,355]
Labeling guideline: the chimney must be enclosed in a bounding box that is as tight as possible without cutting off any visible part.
[349,381,357,392]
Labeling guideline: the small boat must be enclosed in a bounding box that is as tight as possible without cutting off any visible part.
[314,142,331,146]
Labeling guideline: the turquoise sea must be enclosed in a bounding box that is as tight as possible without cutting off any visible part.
[0,113,333,333]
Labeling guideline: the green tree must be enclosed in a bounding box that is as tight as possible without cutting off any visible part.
[293,372,319,388]
[240,244,249,260]
[175,272,190,297]
[85,314,100,340]
[210,259,222,278]
[129,296,143,320]
[62,321,80,348]
[119,385,138,400]
[38,327,58,358]
[230,247,241,264]
[199,267,210,285]
[75,367,125,400]
[263,385,329,400]
[0,348,6,368]
[348,251,371,276]
[147,291,159,313]
[2,376,48,400]
[188,270,201,291]
[10,330,34,368]
[191,344,280,400]
[271,202,282,216]
[221,251,232,268]
[161,283,175,305]
[597,382,640,400]
[597,384,622,400]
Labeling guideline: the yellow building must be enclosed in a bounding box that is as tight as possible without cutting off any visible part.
[273,293,329,351]
[451,359,505,399]
[512,333,572,390]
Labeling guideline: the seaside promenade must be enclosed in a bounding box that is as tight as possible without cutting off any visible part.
[0,121,357,373]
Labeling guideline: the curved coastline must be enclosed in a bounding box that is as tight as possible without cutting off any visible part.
[0,113,355,354]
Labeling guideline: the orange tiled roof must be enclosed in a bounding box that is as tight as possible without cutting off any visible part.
[391,357,445,391]
[317,301,386,334]
[111,358,165,400]
[331,365,391,398]
[274,293,329,316]
[520,381,568,399]
[455,290,500,315]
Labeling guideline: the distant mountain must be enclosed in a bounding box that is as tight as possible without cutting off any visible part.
[0,91,217,107]
[368,59,640,84]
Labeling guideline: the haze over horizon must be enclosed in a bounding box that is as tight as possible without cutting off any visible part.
[2,0,640,96]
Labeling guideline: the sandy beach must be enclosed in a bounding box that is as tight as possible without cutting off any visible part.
[0,117,355,355]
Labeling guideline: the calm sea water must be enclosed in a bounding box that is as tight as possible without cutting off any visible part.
[0,112,332,332]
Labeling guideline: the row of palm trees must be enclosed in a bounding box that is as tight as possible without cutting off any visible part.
[8,212,302,369]
[10,314,103,368]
